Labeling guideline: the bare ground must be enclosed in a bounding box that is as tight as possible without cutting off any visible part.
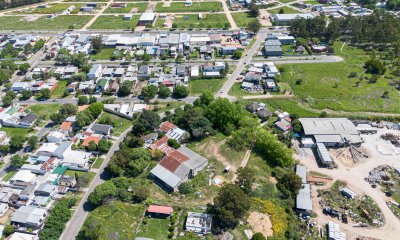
[247,211,273,238]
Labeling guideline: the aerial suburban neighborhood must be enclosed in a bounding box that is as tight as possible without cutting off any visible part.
[0,0,399,239]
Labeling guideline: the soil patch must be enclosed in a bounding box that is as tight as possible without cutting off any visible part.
[247,211,273,238]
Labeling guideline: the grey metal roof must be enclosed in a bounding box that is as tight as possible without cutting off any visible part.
[11,206,46,225]
[177,146,208,170]
[296,165,307,184]
[168,34,179,45]
[21,114,38,124]
[316,143,332,163]
[299,118,359,135]
[35,183,56,195]
[54,142,71,158]
[150,164,181,189]
[89,64,101,75]
[91,124,112,134]
[296,184,312,211]
[139,13,156,21]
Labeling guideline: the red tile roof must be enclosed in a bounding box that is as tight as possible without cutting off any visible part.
[60,121,73,131]
[147,205,173,215]
[82,136,101,147]
[159,121,176,133]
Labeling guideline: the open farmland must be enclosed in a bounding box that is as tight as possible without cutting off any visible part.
[155,1,223,13]
[0,15,92,30]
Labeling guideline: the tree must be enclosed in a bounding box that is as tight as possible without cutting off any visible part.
[50,103,77,123]
[18,63,30,74]
[213,184,250,228]
[2,95,12,107]
[277,172,303,198]
[252,232,266,240]
[364,58,386,75]
[117,81,133,97]
[72,52,89,68]
[87,102,104,118]
[236,167,255,194]
[21,90,32,100]
[9,136,25,151]
[3,225,15,237]
[75,172,91,189]
[158,85,171,98]
[248,1,259,17]
[255,128,294,167]
[78,96,88,106]
[132,111,161,136]
[141,85,158,101]
[10,154,25,168]
[88,181,117,207]
[91,35,103,54]
[278,8,284,14]
[40,88,51,100]
[87,141,97,152]
[178,182,194,195]
[173,86,189,98]
[27,136,38,151]
[205,98,243,133]
[98,139,111,153]
[291,119,302,133]
[167,138,181,149]
[247,20,262,34]
[194,91,214,107]
[76,110,94,128]
[142,53,151,62]
[232,50,243,59]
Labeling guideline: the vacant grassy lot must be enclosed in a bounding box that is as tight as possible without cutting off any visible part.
[244,99,320,117]
[173,14,229,29]
[232,12,257,28]
[65,170,96,187]
[155,2,222,12]
[303,0,322,5]
[91,48,116,60]
[188,78,226,95]
[279,0,296,3]
[80,202,144,239]
[27,104,61,119]
[22,3,85,14]
[89,15,139,29]
[0,16,92,30]
[51,81,68,99]
[105,3,148,13]
[268,6,302,14]
[154,18,166,28]
[97,112,132,136]
[0,127,33,139]
[136,217,170,239]
[279,42,400,113]
[92,158,104,169]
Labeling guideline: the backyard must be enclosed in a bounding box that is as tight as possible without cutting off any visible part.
[97,112,132,136]
[91,48,116,60]
[136,217,170,239]
[50,81,68,99]
[0,16,92,30]
[172,14,229,29]
[89,15,139,29]
[0,127,33,139]
[155,2,222,13]
[278,42,400,113]
[27,104,61,120]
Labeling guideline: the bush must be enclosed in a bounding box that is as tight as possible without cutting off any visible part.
[348,72,358,78]
[295,79,303,85]
[167,139,181,149]
[3,225,15,237]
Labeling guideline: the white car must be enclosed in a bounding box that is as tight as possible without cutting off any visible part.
[220,89,224,93]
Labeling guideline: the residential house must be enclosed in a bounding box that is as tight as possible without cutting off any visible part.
[11,82,29,92]
[91,124,113,136]
[142,133,158,147]
[57,175,77,188]
[264,45,283,57]
[146,205,173,218]
[0,131,11,146]
[137,13,156,26]
[9,232,38,240]
[87,64,103,80]
[11,206,47,229]
[10,170,37,186]
[34,183,57,197]
[186,212,213,235]
[96,78,109,93]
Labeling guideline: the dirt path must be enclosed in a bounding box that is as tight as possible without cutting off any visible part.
[80,0,112,31]
[220,0,238,30]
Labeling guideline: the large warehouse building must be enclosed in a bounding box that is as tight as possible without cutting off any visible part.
[299,118,362,147]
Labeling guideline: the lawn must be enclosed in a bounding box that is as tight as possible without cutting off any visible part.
[303,0,322,5]
[2,170,16,181]
[21,3,85,14]
[279,42,400,113]
[92,158,104,169]
[155,2,223,12]
[105,3,148,13]
[232,12,257,28]
[279,0,296,3]
[188,78,226,95]
[268,6,302,14]
[80,202,144,239]
[97,112,132,136]
[27,104,61,120]
[91,48,116,60]
[0,16,92,30]
[0,127,33,138]
[89,15,139,29]
[154,18,166,28]
[136,217,170,239]
[65,170,96,187]
[173,14,229,29]
[51,81,68,99]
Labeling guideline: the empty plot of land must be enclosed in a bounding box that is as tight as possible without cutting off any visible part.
[155,2,223,12]
[173,14,229,29]
[268,6,302,14]
[105,3,148,13]
[0,15,93,30]
[13,3,85,14]
[89,15,139,29]
[231,12,257,28]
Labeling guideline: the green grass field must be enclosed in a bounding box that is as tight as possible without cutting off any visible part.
[279,42,400,113]
[91,48,116,60]
[155,2,222,12]
[97,112,132,136]
[0,16,92,30]
[80,202,144,239]
[303,0,322,5]
[51,81,68,99]
[173,14,229,29]
[136,218,170,239]
[0,127,33,138]
[279,0,296,3]
[89,15,139,29]
[188,78,226,95]
[154,18,166,28]
[27,104,61,120]
[105,3,148,13]
[268,6,302,14]
[231,12,257,28]
[92,158,104,169]
[22,3,85,14]
[65,170,96,187]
